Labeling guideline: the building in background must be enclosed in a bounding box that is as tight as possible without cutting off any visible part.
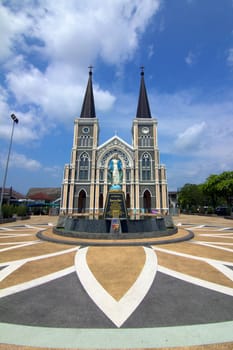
[0,187,25,206]
[60,69,168,216]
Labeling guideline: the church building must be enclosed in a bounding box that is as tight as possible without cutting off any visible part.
[60,68,168,216]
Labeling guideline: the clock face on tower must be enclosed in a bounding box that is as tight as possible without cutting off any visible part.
[82,127,90,134]
[142,126,149,134]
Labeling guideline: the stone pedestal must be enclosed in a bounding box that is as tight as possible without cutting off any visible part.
[104,190,128,219]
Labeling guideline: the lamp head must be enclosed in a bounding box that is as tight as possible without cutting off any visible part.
[11,114,19,123]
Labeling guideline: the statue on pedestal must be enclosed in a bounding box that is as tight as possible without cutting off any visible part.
[104,155,127,220]
[108,155,123,190]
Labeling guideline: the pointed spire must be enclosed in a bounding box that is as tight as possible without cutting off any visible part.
[136,67,152,118]
[80,66,96,118]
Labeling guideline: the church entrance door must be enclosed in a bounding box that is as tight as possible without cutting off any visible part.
[99,193,103,210]
[78,190,86,213]
[143,190,151,213]
[126,193,130,208]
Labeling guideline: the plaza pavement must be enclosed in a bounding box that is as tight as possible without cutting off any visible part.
[0,214,233,349]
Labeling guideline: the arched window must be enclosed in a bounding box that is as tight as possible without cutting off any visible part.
[141,153,151,181]
[141,135,151,147]
[126,169,131,181]
[80,135,91,147]
[99,168,104,181]
[79,152,89,180]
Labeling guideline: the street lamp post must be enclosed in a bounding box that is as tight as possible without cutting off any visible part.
[0,114,19,219]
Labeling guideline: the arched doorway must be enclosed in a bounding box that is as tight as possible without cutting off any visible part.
[78,190,86,213]
[126,193,130,208]
[99,193,103,211]
[143,190,151,213]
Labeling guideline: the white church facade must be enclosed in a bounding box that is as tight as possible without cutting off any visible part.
[60,69,168,217]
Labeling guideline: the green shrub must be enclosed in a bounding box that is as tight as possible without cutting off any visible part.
[207,207,214,214]
[2,204,14,218]
[16,205,28,217]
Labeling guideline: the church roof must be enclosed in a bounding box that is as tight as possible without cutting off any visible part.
[80,68,96,118]
[136,68,152,118]
[97,135,134,151]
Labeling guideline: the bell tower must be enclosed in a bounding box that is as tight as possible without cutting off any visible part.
[61,67,99,215]
[132,68,168,215]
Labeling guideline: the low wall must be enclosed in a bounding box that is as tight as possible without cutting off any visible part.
[54,215,177,240]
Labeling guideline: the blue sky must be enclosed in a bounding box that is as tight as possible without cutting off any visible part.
[0,0,233,195]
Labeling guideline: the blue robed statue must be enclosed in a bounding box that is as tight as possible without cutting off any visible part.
[108,155,123,190]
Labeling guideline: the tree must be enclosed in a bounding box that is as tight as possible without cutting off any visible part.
[203,171,233,208]
[202,174,219,208]
[178,183,204,212]
[216,171,233,207]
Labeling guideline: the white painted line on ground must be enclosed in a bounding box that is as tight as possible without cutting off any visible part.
[193,241,233,253]
[153,246,233,266]
[0,241,40,253]
[209,261,233,282]
[0,227,15,231]
[0,246,80,296]
[195,241,233,246]
[0,261,25,282]
[0,241,38,246]
[0,246,79,267]
[158,265,233,296]
[217,227,233,231]
[199,232,233,237]
[190,225,206,229]
[0,266,76,298]
[75,246,157,327]
[0,233,34,238]
[24,225,42,229]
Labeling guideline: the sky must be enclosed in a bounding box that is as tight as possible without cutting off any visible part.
[0,0,233,195]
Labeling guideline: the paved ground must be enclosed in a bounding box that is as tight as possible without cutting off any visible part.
[0,214,233,349]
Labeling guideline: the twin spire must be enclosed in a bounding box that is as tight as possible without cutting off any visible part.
[80,66,96,118]
[80,66,152,119]
[136,67,152,119]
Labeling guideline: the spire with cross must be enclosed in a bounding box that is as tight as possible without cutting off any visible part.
[136,66,152,118]
[80,67,96,118]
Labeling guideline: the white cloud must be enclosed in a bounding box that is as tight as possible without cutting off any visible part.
[174,121,206,150]
[0,151,41,171]
[1,0,160,66]
[1,0,161,142]
[185,50,197,66]
[227,48,233,68]
[148,44,154,59]
[6,63,116,122]
[44,165,63,178]
[0,87,43,143]
[152,89,233,152]
[149,89,233,188]
[0,4,31,62]
[94,87,116,112]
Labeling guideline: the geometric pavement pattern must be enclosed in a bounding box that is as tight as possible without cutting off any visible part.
[0,215,233,349]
